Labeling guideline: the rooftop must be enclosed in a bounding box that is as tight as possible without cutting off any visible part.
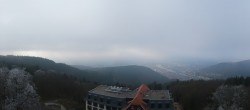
[89,85,171,100]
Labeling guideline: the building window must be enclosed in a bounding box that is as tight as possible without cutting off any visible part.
[118,102,121,106]
[93,108,97,110]
[158,103,162,108]
[112,107,117,110]
[87,106,92,110]
[94,96,97,101]
[87,101,91,105]
[106,106,111,110]
[151,103,155,108]
[93,102,97,107]
[107,100,110,104]
[100,98,103,102]
[99,104,104,108]
[165,103,170,108]
[88,95,91,99]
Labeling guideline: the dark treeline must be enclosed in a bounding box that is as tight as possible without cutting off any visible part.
[224,76,250,86]
[149,80,224,110]
[169,80,223,110]
[33,70,97,109]
[33,70,97,102]
[149,77,250,110]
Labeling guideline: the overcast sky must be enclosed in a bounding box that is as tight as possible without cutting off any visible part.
[1,0,250,66]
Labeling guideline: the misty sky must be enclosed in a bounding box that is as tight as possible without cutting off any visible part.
[1,0,250,65]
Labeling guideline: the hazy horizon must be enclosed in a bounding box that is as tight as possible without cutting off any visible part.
[1,0,250,65]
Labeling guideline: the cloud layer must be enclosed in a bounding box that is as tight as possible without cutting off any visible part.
[1,0,250,65]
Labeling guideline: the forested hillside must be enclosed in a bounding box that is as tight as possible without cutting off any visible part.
[79,65,170,86]
[0,67,97,109]
[33,70,97,109]
[202,60,250,78]
[0,56,168,86]
[148,77,250,110]
[0,55,93,79]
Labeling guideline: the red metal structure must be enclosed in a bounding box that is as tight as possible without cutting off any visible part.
[123,84,150,110]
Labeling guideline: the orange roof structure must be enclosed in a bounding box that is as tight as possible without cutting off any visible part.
[123,84,150,110]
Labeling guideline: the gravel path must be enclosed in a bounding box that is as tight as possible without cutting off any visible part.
[45,102,67,110]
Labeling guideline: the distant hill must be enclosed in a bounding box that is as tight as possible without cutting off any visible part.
[71,65,93,70]
[74,65,170,85]
[0,55,168,86]
[0,55,108,83]
[202,60,250,78]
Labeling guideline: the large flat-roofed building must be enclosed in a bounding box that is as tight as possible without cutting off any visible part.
[85,85,174,110]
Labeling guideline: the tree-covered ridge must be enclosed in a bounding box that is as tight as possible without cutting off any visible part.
[202,60,250,78]
[168,80,223,110]
[0,55,86,76]
[0,55,169,86]
[224,76,250,86]
[148,77,250,110]
[33,70,97,109]
[0,55,109,84]
[88,65,169,86]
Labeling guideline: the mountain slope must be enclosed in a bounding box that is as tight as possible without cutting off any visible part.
[0,55,169,86]
[71,65,93,70]
[0,55,98,81]
[202,60,250,78]
[75,65,170,85]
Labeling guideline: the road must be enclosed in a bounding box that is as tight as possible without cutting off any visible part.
[45,102,66,110]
